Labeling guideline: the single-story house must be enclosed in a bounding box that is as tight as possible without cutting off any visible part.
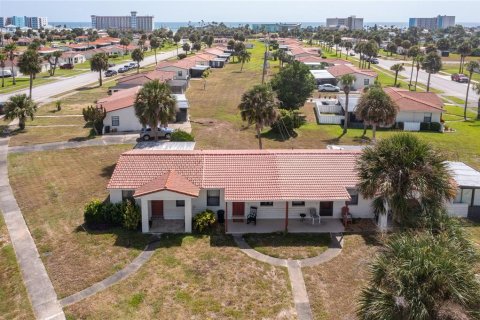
[327,64,377,90]
[60,52,86,65]
[156,61,192,80]
[107,149,480,233]
[99,86,189,133]
[108,70,176,94]
[310,70,337,85]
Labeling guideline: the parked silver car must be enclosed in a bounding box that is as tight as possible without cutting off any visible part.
[318,84,340,92]
[139,127,174,141]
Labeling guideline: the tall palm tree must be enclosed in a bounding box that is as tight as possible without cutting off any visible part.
[0,52,6,88]
[414,54,424,91]
[472,82,480,120]
[339,74,357,134]
[407,45,420,88]
[5,43,17,85]
[238,84,277,149]
[358,230,480,319]
[356,134,457,227]
[134,80,176,141]
[17,49,42,98]
[90,53,109,87]
[131,48,144,74]
[149,37,160,65]
[238,50,251,72]
[421,52,442,92]
[390,63,405,87]
[3,94,37,130]
[44,50,62,76]
[457,41,472,74]
[463,60,479,120]
[355,86,398,141]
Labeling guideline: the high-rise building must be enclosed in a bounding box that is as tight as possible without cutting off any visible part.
[251,23,301,33]
[25,16,48,29]
[326,16,363,30]
[0,17,4,28]
[409,15,455,30]
[10,16,26,28]
[91,11,154,31]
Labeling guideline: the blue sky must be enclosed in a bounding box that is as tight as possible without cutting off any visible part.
[1,0,480,22]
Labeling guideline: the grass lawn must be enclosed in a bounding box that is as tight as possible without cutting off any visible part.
[244,233,331,259]
[0,213,35,319]
[303,234,383,320]
[0,76,56,94]
[65,233,295,319]
[8,145,151,298]
[8,126,93,147]
[27,116,85,127]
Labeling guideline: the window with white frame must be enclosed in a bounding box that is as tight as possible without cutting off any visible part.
[176,200,185,207]
[206,190,220,206]
[454,188,473,204]
[346,189,359,205]
[111,116,120,126]
[121,190,134,201]
[260,202,273,206]
[423,113,432,123]
[178,71,183,77]
[364,78,370,86]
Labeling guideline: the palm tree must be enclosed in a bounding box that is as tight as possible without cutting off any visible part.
[463,60,479,120]
[0,52,6,88]
[339,74,357,134]
[182,42,190,55]
[44,50,62,76]
[356,134,457,227]
[472,82,480,120]
[358,230,480,319]
[355,86,398,141]
[238,84,277,149]
[457,41,472,74]
[421,52,442,92]
[238,50,251,72]
[149,37,160,65]
[134,80,176,141]
[407,45,420,88]
[5,43,17,85]
[90,53,109,87]
[3,94,37,130]
[414,54,424,91]
[173,34,181,55]
[131,48,144,74]
[119,37,130,55]
[17,49,42,98]
[390,63,405,87]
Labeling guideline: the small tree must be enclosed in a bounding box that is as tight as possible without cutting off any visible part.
[131,48,144,74]
[173,33,181,55]
[119,37,130,55]
[44,50,62,76]
[463,60,479,120]
[18,49,42,98]
[122,200,141,231]
[0,52,6,88]
[82,105,106,135]
[472,82,480,120]
[339,74,357,134]
[201,69,210,90]
[192,41,202,52]
[3,94,37,130]
[5,43,17,85]
[271,61,316,110]
[390,63,405,87]
[238,50,251,72]
[421,52,442,92]
[90,53,109,87]
[182,42,190,55]
[149,37,160,65]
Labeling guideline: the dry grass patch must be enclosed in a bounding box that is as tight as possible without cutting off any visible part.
[303,233,383,320]
[8,145,151,298]
[65,233,295,319]
[27,116,86,127]
[244,233,331,259]
[8,126,93,147]
[0,213,35,319]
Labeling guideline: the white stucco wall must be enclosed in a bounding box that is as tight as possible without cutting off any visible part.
[191,189,226,214]
[338,73,376,90]
[396,111,441,123]
[446,203,469,217]
[158,66,189,80]
[104,107,142,132]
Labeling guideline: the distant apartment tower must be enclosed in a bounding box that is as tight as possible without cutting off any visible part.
[326,16,363,30]
[25,17,48,29]
[251,23,301,33]
[409,15,455,30]
[0,17,4,28]
[7,16,26,28]
[91,11,154,31]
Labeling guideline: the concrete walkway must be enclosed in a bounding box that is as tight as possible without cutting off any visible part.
[0,137,65,320]
[233,233,344,320]
[8,134,138,153]
[60,238,161,307]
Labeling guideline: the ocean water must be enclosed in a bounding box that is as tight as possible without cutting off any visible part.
[51,21,479,32]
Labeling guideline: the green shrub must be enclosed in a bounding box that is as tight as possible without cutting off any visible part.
[84,199,106,227]
[420,122,430,131]
[193,209,216,232]
[177,53,187,59]
[430,122,441,132]
[171,130,194,142]
[271,109,306,135]
[420,122,441,132]
[122,200,141,230]
[104,202,123,226]
[110,54,118,59]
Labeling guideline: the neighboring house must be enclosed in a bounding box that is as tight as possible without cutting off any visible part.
[156,60,192,80]
[327,64,377,90]
[99,86,190,133]
[107,149,480,233]
[310,70,337,85]
[60,52,86,65]
[108,70,176,94]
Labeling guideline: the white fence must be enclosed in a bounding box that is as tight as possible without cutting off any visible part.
[317,115,345,124]
[316,104,343,114]
[403,122,421,131]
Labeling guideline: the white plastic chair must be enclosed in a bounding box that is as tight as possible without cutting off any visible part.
[309,207,320,224]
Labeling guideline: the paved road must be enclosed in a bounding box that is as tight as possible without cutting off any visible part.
[0,48,181,104]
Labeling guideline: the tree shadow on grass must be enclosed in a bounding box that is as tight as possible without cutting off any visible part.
[67,128,96,142]
[261,129,297,142]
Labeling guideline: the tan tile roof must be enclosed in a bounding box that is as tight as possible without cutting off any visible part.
[327,64,378,78]
[108,149,361,201]
[384,87,444,112]
[117,70,175,84]
[134,170,201,197]
[97,86,140,112]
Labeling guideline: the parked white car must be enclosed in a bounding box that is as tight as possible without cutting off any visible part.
[0,70,12,78]
[318,84,340,92]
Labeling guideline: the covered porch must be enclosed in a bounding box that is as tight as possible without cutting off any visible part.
[226,218,345,234]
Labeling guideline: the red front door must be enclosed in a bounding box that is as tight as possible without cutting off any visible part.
[232,202,245,220]
[151,200,164,219]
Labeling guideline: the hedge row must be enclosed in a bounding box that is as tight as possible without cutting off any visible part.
[84,199,140,230]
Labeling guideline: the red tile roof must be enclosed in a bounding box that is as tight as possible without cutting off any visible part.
[117,70,175,84]
[384,87,444,112]
[296,56,352,65]
[108,149,361,201]
[97,86,140,112]
[327,64,378,78]
[134,170,201,197]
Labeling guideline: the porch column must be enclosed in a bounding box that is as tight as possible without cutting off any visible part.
[141,199,149,233]
[184,198,192,233]
[285,201,289,232]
